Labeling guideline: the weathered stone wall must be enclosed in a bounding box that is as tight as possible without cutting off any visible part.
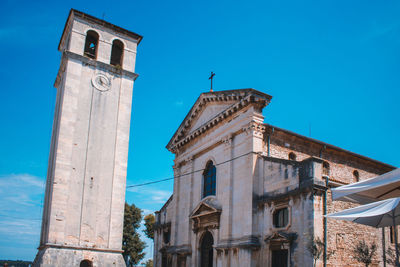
[325,191,383,267]
[154,196,174,267]
[264,126,394,267]
[255,157,315,267]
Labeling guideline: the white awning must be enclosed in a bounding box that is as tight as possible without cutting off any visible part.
[326,197,400,228]
[331,168,400,204]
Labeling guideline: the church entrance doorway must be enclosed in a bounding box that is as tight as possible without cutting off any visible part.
[271,249,288,267]
[200,231,214,267]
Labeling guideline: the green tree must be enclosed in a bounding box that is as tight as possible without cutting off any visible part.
[145,259,153,267]
[122,202,146,266]
[144,213,155,240]
[352,240,377,267]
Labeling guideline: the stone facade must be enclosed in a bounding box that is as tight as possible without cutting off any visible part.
[34,10,141,267]
[154,89,395,267]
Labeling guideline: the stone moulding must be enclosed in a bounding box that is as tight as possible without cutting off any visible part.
[54,51,139,88]
[154,221,171,231]
[38,243,124,253]
[265,232,297,250]
[160,244,192,256]
[58,9,142,52]
[215,235,261,251]
[256,179,325,207]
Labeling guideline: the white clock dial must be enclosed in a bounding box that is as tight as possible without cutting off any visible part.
[91,74,111,91]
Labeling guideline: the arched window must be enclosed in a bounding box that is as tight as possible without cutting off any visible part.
[200,231,214,267]
[353,170,360,182]
[80,260,93,267]
[203,161,216,198]
[84,30,99,59]
[110,39,124,67]
[322,161,330,176]
[288,152,297,161]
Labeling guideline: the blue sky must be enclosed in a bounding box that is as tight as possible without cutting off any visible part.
[0,0,399,262]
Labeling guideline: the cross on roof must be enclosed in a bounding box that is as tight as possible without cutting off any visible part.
[209,72,215,92]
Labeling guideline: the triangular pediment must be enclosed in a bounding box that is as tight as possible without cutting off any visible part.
[190,198,222,233]
[166,89,272,153]
[265,232,297,243]
[188,102,236,135]
[190,201,221,218]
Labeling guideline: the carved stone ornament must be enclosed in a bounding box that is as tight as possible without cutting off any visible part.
[91,73,111,92]
[189,198,222,233]
[221,134,233,146]
[242,121,266,137]
[265,232,297,250]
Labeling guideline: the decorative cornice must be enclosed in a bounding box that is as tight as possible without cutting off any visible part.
[167,89,272,154]
[262,123,396,171]
[160,244,191,256]
[215,235,261,250]
[59,9,142,51]
[242,121,266,138]
[264,232,297,244]
[38,243,123,253]
[154,221,171,231]
[55,51,139,88]
[221,134,233,146]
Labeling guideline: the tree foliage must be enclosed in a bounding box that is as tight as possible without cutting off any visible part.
[144,213,155,240]
[352,240,377,267]
[122,202,146,267]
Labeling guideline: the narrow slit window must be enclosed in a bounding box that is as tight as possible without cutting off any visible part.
[322,161,330,176]
[353,170,359,182]
[84,30,99,59]
[288,152,297,161]
[110,39,124,67]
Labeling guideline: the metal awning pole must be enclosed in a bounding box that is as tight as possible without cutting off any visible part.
[392,210,399,266]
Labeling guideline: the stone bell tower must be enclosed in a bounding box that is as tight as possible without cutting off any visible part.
[34,9,142,267]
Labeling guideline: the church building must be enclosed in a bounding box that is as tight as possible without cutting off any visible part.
[154,89,395,267]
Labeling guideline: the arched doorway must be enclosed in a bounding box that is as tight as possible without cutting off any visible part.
[80,259,93,267]
[200,231,214,267]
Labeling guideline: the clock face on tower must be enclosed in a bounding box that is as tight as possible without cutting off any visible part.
[91,73,111,92]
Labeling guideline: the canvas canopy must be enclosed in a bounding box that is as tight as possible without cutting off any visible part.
[331,168,400,204]
[326,197,400,228]
[327,197,400,265]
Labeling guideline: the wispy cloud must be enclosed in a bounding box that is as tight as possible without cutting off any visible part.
[142,209,154,216]
[0,174,45,207]
[127,186,172,204]
[126,186,171,264]
[363,21,400,42]
[0,174,45,254]
[174,101,184,107]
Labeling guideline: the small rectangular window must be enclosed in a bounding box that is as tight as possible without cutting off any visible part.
[273,207,289,228]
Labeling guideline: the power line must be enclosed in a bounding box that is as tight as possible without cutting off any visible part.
[126,151,255,188]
